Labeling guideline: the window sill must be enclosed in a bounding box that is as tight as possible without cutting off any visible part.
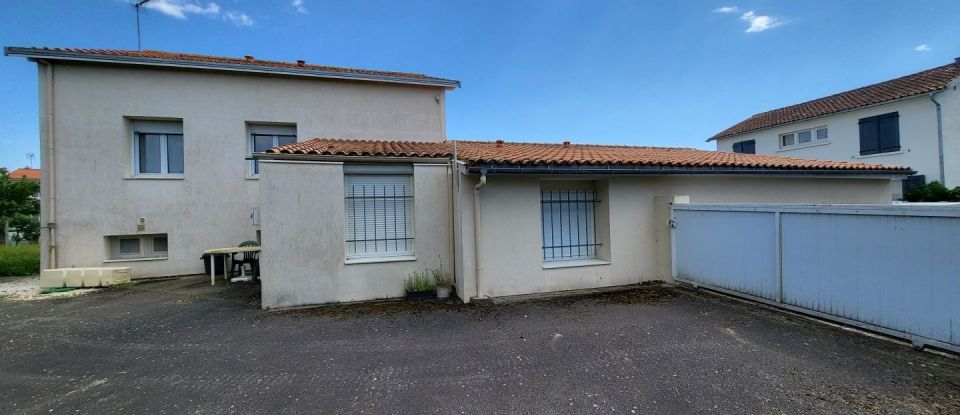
[104,256,168,263]
[124,176,184,180]
[856,150,904,159]
[344,255,416,265]
[542,259,611,269]
[246,176,260,181]
[776,141,831,152]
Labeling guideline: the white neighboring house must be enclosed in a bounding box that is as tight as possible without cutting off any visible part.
[711,58,960,199]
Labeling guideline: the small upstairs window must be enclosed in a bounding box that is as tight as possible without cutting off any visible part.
[732,140,755,154]
[132,120,184,176]
[780,126,828,149]
[859,112,900,155]
[248,124,297,176]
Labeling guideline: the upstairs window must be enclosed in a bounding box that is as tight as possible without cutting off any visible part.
[732,140,755,154]
[132,120,184,176]
[859,112,900,155]
[248,124,297,176]
[780,126,828,149]
[344,165,414,260]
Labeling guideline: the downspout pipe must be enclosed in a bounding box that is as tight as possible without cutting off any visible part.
[39,59,56,269]
[931,92,946,184]
[472,170,487,301]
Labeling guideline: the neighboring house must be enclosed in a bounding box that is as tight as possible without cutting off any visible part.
[711,58,960,199]
[5,47,458,276]
[8,46,913,307]
[255,139,908,308]
[4,167,40,244]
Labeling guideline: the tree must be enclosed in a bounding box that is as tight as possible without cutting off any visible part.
[903,181,960,202]
[0,168,41,244]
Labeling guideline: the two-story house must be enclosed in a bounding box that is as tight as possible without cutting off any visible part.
[711,58,960,199]
[8,46,913,308]
[4,47,459,277]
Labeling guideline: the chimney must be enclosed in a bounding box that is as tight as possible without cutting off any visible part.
[244,55,255,62]
[562,140,571,148]
[495,139,504,148]
[297,60,306,67]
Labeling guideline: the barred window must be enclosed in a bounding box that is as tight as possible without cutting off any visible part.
[345,173,414,259]
[541,190,600,262]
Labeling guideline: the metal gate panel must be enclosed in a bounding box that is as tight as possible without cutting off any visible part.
[672,204,960,352]
[673,209,778,300]
[781,212,960,346]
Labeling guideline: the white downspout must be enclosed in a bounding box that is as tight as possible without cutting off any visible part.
[930,92,946,184]
[40,59,57,269]
[472,171,487,300]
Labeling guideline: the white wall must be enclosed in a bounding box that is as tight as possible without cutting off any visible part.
[41,62,448,277]
[939,79,960,188]
[455,173,893,300]
[715,94,952,191]
[258,161,453,308]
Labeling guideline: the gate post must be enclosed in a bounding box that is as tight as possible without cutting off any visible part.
[774,210,783,304]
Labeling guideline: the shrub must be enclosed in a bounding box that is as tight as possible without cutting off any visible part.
[904,181,960,202]
[0,244,40,277]
[404,269,435,293]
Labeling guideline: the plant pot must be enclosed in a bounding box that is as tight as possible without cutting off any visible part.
[436,285,452,299]
[405,290,435,300]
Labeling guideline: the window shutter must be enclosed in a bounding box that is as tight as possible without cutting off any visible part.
[878,113,900,153]
[345,174,414,258]
[742,140,755,154]
[859,118,879,155]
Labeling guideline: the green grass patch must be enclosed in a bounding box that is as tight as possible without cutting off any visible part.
[0,244,40,277]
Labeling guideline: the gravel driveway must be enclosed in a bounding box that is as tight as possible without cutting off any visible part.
[0,276,957,414]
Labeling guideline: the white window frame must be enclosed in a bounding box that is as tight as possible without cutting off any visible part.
[343,165,415,261]
[108,234,168,260]
[132,132,184,177]
[248,133,297,176]
[779,126,829,149]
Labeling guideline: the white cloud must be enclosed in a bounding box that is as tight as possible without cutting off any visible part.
[292,0,308,14]
[141,0,253,27]
[915,44,932,52]
[740,10,784,33]
[143,0,220,19]
[224,10,254,27]
[713,6,739,14]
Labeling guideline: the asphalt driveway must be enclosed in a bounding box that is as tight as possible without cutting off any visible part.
[0,277,958,414]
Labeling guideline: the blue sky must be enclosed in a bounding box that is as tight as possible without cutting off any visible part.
[1,0,958,170]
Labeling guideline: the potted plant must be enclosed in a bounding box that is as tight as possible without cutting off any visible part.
[404,269,435,300]
[432,267,453,299]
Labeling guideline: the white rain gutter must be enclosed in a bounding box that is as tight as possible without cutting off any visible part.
[930,92,946,184]
[472,170,487,300]
[40,59,56,268]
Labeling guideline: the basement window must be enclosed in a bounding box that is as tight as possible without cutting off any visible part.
[108,234,168,260]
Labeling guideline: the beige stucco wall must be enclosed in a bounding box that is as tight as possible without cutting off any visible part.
[455,173,893,300]
[715,94,954,193]
[258,161,453,308]
[40,62,448,277]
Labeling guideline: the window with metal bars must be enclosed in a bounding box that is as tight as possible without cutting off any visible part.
[345,174,414,259]
[541,190,600,262]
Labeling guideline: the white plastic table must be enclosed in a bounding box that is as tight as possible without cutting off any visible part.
[203,246,261,286]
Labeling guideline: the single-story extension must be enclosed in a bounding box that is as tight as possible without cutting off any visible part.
[255,138,911,308]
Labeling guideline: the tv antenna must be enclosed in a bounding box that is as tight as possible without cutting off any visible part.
[134,0,152,50]
[26,153,35,169]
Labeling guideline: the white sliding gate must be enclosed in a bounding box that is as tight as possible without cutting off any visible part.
[671,204,960,353]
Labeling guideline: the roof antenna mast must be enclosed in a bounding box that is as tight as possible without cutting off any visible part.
[134,0,152,51]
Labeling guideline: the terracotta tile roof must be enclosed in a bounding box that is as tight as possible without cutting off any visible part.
[268,138,911,173]
[711,61,960,140]
[5,47,459,87]
[8,168,40,181]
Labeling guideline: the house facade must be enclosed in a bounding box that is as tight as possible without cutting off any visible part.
[256,139,908,308]
[711,59,960,199]
[5,47,458,277]
[8,46,912,308]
